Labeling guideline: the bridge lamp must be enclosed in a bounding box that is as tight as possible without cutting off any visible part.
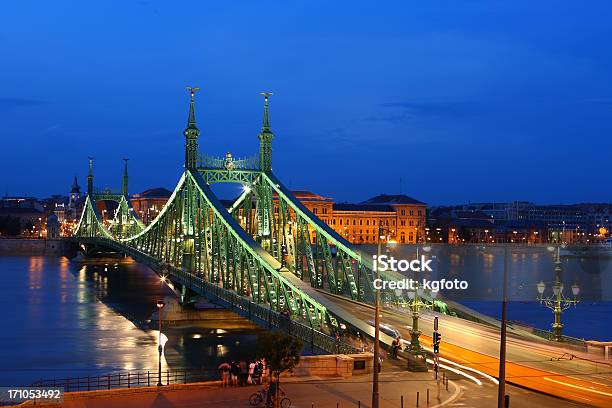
[571,284,580,297]
[536,281,545,295]
[156,300,166,386]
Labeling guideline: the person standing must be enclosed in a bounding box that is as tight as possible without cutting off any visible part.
[218,362,231,387]
[230,360,240,386]
[239,360,248,386]
[248,360,256,384]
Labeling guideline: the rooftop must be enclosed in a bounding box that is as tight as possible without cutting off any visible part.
[132,187,172,199]
[361,194,425,206]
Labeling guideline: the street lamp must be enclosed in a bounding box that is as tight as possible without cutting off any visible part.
[156,300,165,386]
[536,246,579,341]
[372,226,390,408]
[405,275,435,356]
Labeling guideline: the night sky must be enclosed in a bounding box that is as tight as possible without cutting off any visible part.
[1,1,611,205]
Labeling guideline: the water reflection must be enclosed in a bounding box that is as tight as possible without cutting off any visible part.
[0,256,260,386]
[360,244,611,302]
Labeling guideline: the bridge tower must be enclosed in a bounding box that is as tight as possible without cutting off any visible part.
[181,88,199,284]
[122,158,129,197]
[87,157,94,196]
[258,92,273,172]
[255,93,275,251]
[184,86,200,170]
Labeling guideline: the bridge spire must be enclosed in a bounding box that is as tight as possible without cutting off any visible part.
[122,158,129,197]
[184,86,201,170]
[258,92,274,172]
[87,157,94,196]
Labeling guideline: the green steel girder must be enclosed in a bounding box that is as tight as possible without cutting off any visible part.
[74,170,332,329]
[199,169,261,185]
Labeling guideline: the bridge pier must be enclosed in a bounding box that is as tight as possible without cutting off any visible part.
[179,284,200,306]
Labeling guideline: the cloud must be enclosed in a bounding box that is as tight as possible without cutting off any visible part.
[0,97,46,112]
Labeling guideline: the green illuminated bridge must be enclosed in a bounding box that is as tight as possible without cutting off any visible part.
[69,88,455,354]
[67,89,612,407]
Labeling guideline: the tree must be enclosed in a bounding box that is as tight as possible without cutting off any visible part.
[257,331,303,407]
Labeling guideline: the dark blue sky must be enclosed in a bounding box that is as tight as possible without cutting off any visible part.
[1,1,611,205]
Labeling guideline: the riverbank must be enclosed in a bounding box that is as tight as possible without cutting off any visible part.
[0,238,64,255]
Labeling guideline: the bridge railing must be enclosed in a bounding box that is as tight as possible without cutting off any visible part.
[77,236,359,355]
[166,259,359,355]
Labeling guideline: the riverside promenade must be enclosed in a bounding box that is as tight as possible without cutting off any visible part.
[16,359,584,408]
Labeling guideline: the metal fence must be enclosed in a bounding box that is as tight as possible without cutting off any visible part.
[31,368,219,392]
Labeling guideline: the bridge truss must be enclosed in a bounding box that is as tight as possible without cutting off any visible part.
[71,89,441,351]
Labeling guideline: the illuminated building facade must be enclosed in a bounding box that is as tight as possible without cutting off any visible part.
[280,191,427,244]
[130,187,172,224]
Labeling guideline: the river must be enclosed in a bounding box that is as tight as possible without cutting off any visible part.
[0,246,610,386]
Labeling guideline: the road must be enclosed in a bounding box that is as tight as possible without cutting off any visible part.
[318,292,612,407]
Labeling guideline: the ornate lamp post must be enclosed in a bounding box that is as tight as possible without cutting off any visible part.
[536,246,580,342]
[405,280,436,355]
[156,300,165,386]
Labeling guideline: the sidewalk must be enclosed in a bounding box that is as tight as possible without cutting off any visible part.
[24,370,459,408]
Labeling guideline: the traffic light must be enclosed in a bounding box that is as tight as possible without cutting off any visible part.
[433,331,441,354]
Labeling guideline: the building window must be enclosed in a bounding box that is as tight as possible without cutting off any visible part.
[400,220,405,226]
[339,219,342,225]
[313,208,318,214]
[410,210,414,216]
[366,220,370,226]
[409,220,414,226]
[401,210,406,216]
[359,220,363,226]
[418,210,422,216]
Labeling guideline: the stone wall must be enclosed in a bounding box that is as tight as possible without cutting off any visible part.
[0,238,64,255]
[287,352,373,377]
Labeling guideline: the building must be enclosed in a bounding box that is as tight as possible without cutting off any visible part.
[69,176,81,209]
[430,201,611,244]
[46,213,61,239]
[275,191,427,244]
[130,187,173,224]
[0,197,45,237]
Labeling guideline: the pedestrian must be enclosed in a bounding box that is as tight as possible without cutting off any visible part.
[218,362,230,387]
[391,336,401,359]
[254,359,263,384]
[239,359,248,386]
[230,360,240,386]
[248,360,256,384]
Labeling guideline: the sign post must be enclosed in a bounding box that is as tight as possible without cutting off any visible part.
[433,316,441,379]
